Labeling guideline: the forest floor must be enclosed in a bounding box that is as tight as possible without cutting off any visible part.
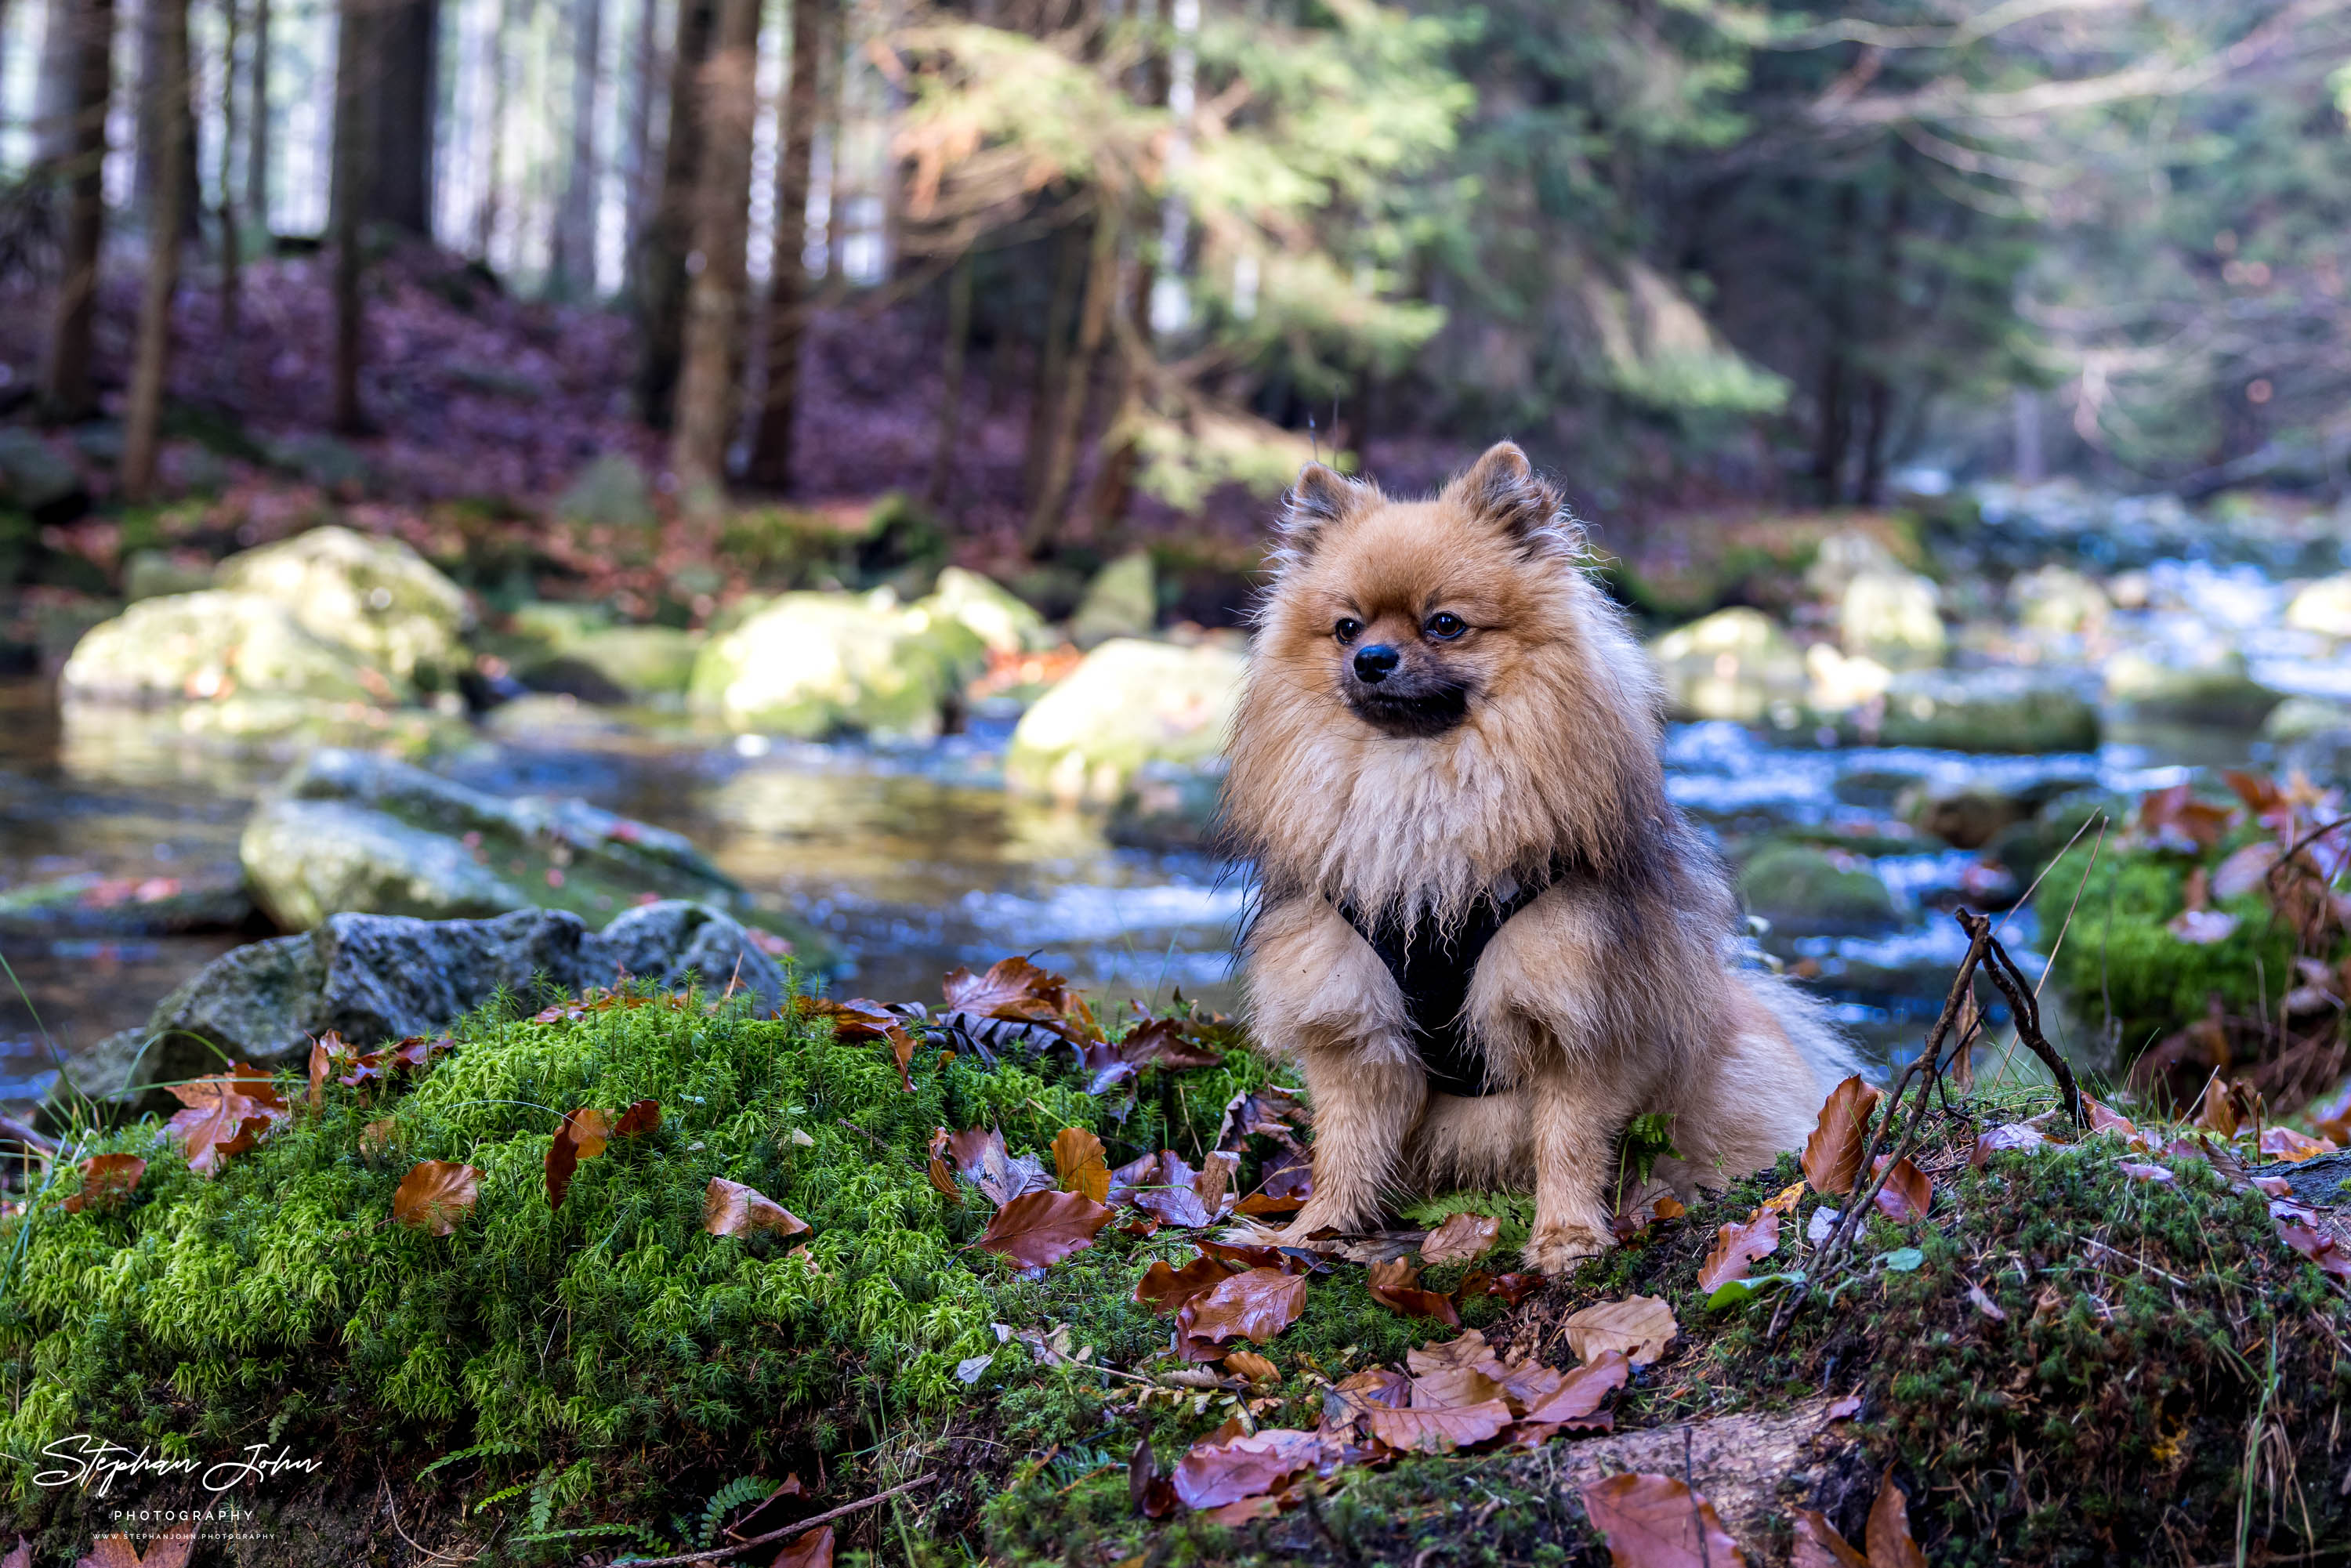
[2,951,2347,1567]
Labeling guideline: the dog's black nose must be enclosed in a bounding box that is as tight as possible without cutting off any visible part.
[1353,644,1400,683]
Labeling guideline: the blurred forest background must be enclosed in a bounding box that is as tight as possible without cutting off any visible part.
[5,0,2351,586]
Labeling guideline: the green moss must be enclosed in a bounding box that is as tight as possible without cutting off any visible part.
[2030,835,2317,1059]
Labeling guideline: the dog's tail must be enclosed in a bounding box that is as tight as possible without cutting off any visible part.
[1741,968,1867,1096]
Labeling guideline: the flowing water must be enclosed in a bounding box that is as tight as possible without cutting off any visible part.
[3,512,2345,1112]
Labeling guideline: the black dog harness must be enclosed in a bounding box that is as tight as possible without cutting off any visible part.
[1336,873,1559,1098]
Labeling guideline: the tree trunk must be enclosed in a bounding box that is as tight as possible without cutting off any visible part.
[1021,221,1084,504]
[331,0,438,237]
[220,0,243,343]
[633,0,715,426]
[1809,183,1860,505]
[330,0,371,433]
[745,0,822,490]
[1078,244,1151,531]
[552,0,606,296]
[621,0,664,293]
[41,0,115,420]
[136,0,202,237]
[927,253,973,509]
[1023,201,1120,558]
[33,0,83,166]
[246,0,270,229]
[476,0,519,256]
[121,0,189,502]
[666,0,762,509]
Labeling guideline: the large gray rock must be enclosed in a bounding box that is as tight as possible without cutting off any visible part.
[1006,637,1245,804]
[241,747,741,930]
[217,524,472,686]
[1870,668,2101,754]
[1649,608,1806,723]
[60,589,400,710]
[687,590,978,739]
[0,865,255,938]
[54,902,788,1121]
[520,625,701,703]
[1070,552,1157,648]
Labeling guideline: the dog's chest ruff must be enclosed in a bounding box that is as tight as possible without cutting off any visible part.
[1336,875,1553,1097]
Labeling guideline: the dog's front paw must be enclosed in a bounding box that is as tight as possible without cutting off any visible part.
[1523,1221,1613,1276]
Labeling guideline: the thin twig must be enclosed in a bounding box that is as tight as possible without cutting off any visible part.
[1962,910,2087,1128]
[610,1475,936,1566]
[0,1114,57,1155]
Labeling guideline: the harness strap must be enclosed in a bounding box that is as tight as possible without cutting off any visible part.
[1335,874,1556,1098]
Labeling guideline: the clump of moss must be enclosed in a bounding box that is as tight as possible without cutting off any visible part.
[0,985,1463,1560]
[2031,834,2314,1061]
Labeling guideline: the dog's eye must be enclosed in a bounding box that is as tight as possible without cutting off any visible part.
[1333,617,1362,643]
[1424,612,1467,640]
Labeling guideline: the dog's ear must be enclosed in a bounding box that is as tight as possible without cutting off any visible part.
[1279,462,1370,555]
[1451,441,1563,545]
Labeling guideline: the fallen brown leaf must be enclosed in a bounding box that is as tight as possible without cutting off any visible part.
[770,1523,833,1568]
[307,1030,357,1110]
[393,1161,481,1236]
[1171,1426,1331,1511]
[2080,1094,2138,1138]
[1509,1349,1628,1425]
[1563,1295,1677,1368]
[1866,1466,1929,1568]
[1420,1211,1502,1266]
[703,1176,812,1240]
[2277,1218,2351,1280]
[1872,1156,1932,1222]
[1182,1266,1308,1345]
[2259,1126,2335,1161]
[1224,1350,1279,1383]
[1802,1076,1882,1196]
[1365,1258,1460,1326]
[1052,1126,1110,1204]
[1367,1400,1513,1454]
[61,1154,145,1215]
[973,1187,1114,1268]
[1135,1254,1235,1315]
[1580,1471,1747,1567]
[166,1063,291,1178]
[614,1099,661,1136]
[74,1519,196,1568]
[1697,1208,1780,1293]
[1791,1509,1867,1568]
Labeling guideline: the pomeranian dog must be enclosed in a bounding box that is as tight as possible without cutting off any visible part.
[1223,441,1850,1274]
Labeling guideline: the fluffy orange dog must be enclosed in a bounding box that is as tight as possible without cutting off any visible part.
[1224,441,1849,1274]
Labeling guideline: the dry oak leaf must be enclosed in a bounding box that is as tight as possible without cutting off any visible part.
[1322,1367,1412,1430]
[75,1519,196,1568]
[2079,1093,2138,1139]
[799,996,919,1090]
[2259,1126,2335,1161]
[941,956,1096,1041]
[1802,1075,1882,1197]
[1052,1125,1111,1204]
[1172,1425,1331,1512]
[1696,1208,1781,1293]
[62,1154,146,1215]
[973,1187,1114,1268]
[1135,1254,1234,1315]
[1563,1295,1678,1368]
[166,1063,290,1178]
[1365,1258,1461,1327]
[307,1030,358,1110]
[1871,1156,1933,1222]
[771,1523,834,1568]
[2277,1218,2351,1280]
[1420,1211,1502,1266]
[1225,1349,1280,1383]
[1579,1471,1746,1568]
[1367,1399,1514,1454]
[544,1106,614,1210]
[1459,1269,1544,1307]
[1791,1509,1868,1568]
[1507,1349,1628,1426]
[614,1099,661,1136]
[393,1161,481,1236]
[703,1176,812,1240]
[1183,1266,1308,1345]
[1867,1466,1929,1568]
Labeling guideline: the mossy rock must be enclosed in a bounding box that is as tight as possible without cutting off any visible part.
[553,453,657,531]
[238,747,755,936]
[1005,638,1244,804]
[218,523,473,689]
[60,589,401,710]
[2103,649,2284,729]
[1735,839,1899,935]
[922,565,1056,657]
[1070,551,1158,647]
[1647,607,1807,723]
[121,546,216,601]
[517,625,702,704]
[1870,668,2101,754]
[2285,572,2351,639]
[1838,568,1945,668]
[687,589,981,739]
[0,866,255,938]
